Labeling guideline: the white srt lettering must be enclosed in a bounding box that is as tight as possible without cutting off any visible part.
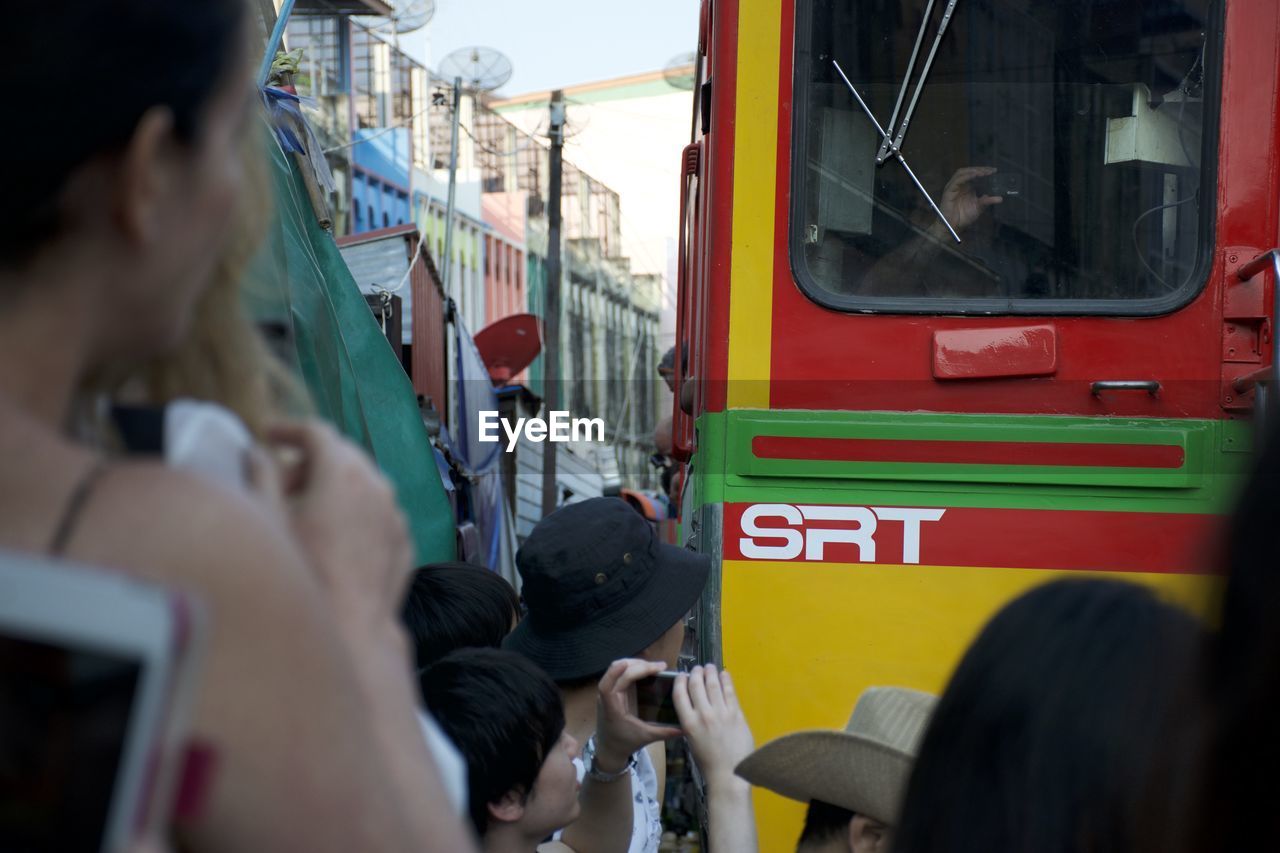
[738,503,947,564]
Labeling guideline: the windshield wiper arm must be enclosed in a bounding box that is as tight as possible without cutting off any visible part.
[876,0,961,165]
[876,0,939,166]
[834,59,961,243]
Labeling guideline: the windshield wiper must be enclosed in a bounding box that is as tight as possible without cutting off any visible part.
[876,0,960,165]
[876,0,938,165]
[833,59,961,242]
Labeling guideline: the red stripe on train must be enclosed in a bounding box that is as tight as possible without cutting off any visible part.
[750,436,1185,469]
[723,502,1221,574]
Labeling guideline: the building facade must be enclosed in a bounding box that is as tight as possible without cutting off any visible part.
[491,69,696,356]
[283,8,663,492]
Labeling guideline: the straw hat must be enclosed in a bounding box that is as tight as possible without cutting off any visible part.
[734,687,936,825]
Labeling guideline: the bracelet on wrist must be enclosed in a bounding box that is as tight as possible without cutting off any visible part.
[583,736,635,783]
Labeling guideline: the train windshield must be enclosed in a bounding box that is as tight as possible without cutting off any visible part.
[791,0,1220,314]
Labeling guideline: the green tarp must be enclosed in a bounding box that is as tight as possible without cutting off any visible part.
[244,141,457,564]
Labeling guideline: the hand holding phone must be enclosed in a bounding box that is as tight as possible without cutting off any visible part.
[593,659,682,773]
[671,664,755,787]
[266,420,414,634]
[972,170,1022,199]
[635,670,681,726]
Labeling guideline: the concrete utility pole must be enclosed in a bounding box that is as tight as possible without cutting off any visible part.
[440,76,463,297]
[540,90,566,518]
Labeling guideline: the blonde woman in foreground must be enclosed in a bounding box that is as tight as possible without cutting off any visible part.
[0,2,475,850]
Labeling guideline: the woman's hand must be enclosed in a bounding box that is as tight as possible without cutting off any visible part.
[594,659,682,773]
[262,420,413,643]
[673,665,755,788]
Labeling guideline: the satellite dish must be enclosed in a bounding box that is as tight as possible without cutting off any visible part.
[474,314,543,385]
[439,46,514,93]
[366,0,435,35]
[664,52,697,91]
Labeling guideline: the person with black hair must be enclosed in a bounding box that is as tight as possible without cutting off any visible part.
[400,562,525,815]
[423,649,675,853]
[1183,417,1280,853]
[656,343,693,414]
[892,579,1201,853]
[504,497,710,853]
[797,801,863,853]
[402,561,522,671]
[422,648,581,849]
[657,347,679,394]
[0,1,473,849]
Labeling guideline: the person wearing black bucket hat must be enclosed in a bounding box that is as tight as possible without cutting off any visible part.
[506,497,709,680]
[505,497,710,853]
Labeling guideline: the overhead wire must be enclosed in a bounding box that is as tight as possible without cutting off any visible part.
[322,103,433,153]
[458,116,544,158]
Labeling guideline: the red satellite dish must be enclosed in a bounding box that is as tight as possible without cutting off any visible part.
[473,313,543,384]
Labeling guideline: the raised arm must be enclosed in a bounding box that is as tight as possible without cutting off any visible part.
[673,665,758,853]
[561,659,681,853]
[73,440,476,852]
[860,167,1002,297]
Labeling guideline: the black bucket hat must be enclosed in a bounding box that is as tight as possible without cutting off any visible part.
[503,497,710,681]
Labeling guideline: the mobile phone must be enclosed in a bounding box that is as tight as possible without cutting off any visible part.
[635,671,681,726]
[0,550,206,853]
[973,171,1022,198]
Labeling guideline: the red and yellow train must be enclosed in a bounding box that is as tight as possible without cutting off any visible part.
[672,0,1278,845]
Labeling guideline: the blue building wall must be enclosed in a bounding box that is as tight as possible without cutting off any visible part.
[351,127,412,233]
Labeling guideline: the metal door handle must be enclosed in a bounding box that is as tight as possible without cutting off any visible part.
[1091,380,1160,397]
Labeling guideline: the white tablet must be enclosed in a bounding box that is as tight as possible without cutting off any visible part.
[0,549,205,853]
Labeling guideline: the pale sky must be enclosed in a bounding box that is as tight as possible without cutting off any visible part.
[400,0,700,96]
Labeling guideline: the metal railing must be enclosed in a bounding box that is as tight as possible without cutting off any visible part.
[1233,249,1280,435]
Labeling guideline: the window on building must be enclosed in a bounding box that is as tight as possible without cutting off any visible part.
[792,0,1220,314]
[411,67,431,173]
[349,24,390,129]
[569,287,592,419]
[638,329,653,432]
[391,51,414,127]
[605,306,621,420]
[284,15,344,98]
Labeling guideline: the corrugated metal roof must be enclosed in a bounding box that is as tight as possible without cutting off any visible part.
[339,235,415,344]
[294,0,394,17]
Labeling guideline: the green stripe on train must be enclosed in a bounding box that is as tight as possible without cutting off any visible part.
[689,410,1253,516]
